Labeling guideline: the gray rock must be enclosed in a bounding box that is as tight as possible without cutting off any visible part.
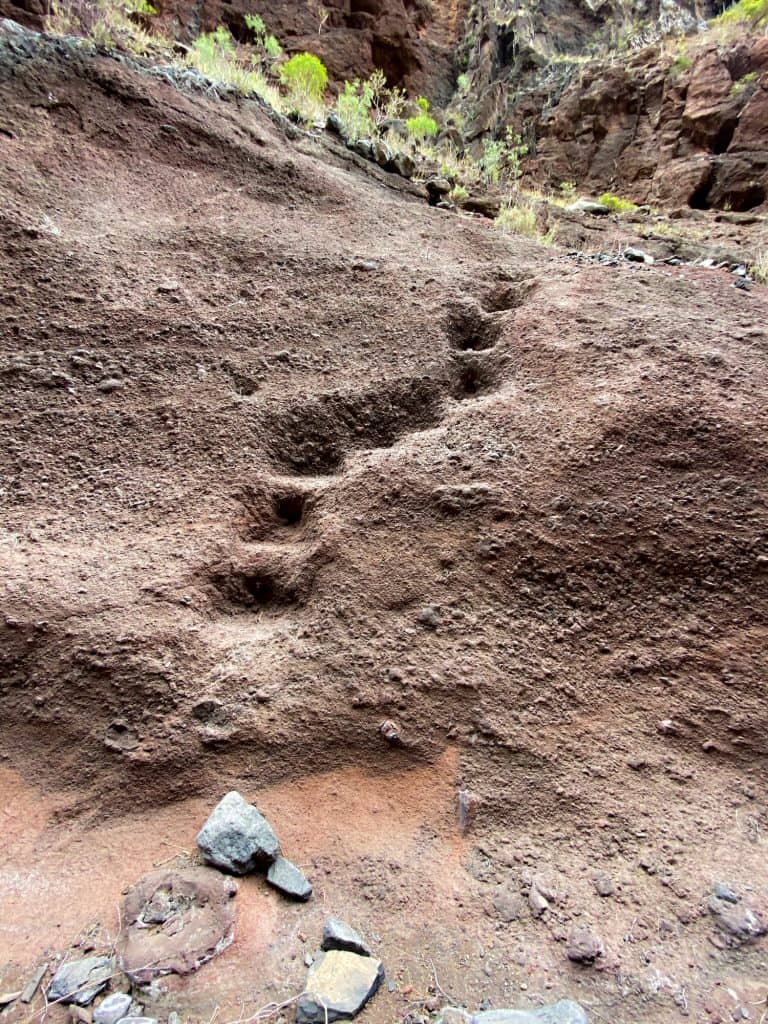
[713,881,739,904]
[473,1001,588,1024]
[354,139,373,160]
[594,872,614,897]
[566,925,603,964]
[708,896,767,948]
[95,992,132,1024]
[266,856,312,900]
[296,950,384,1022]
[321,918,371,956]
[567,199,610,216]
[425,177,451,197]
[326,112,344,136]
[624,247,653,264]
[351,259,379,272]
[528,885,549,917]
[48,956,113,1007]
[168,1014,181,1024]
[97,377,123,393]
[371,140,391,167]
[196,791,280,875]
[391,151,416,178]
[116,1019,159,1024]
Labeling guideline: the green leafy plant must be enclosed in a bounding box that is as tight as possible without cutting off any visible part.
[406,112,439,140]
[187,24,281,105]
[416,96,430,112]
[480,129,528,185]
[280,51,328,121]
[730,70,758,96]
[559,180,577,199]
[670,52,692,77]
[244,13,282,62]
[715,0,768,26]
[457,72,469,94]
[449,183,469,204]
[598,191,637,213]
[333,70,406,141]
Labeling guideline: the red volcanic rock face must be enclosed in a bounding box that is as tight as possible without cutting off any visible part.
[0,0,465,100]
[530,37,768,212]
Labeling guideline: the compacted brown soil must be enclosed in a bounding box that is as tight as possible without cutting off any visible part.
[1,27,767,1024]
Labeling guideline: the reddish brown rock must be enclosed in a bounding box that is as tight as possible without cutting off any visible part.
[117,868,237,984]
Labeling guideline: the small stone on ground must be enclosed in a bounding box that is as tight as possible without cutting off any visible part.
[321,918,371,956]
[48,957,113,1007]
[197,791,280,874]
[296,950,384,1023]
[266,856,312,900]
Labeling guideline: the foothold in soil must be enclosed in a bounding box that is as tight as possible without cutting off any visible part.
[48,956,113,1007]
[197,791,280,874]
[266,856,313,901]
[321,918,371,956]
[296,950,384,1023]
[118,867,237,984]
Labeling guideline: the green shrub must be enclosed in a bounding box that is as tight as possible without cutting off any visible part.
[716,0,768,25]
[494,200,538,237]
[449,183,469,204]
[187,25,281,104]
[670,53,692,76]
[45,0,160,52]
[336,80,375,140]
[559,180,576,199]
[244,13,282,61]
[480,129,528,185]
[494,198,556,246]
[280,52,328,120]
[730,70,758,96]
[406,113,438,140]
[598,191,637,213]
[416,96,430,112]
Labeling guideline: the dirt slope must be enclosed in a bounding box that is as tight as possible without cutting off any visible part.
[1,25,768,1024]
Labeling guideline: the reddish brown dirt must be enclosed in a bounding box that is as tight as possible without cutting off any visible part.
[1,27,768,1024]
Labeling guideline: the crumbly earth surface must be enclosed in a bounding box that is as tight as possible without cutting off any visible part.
[1,29,768,1024]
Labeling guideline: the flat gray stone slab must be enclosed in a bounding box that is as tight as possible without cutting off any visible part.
[474,1001,589,1024]
[266,856,312,900]
[197,791,280,874]
[48,956,113,1006]
[296,950,384,1023]
[321,918,371,956]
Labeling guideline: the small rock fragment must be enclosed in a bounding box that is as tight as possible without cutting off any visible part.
[567,199,610,216]
[94,993,132,1024]
[624,247,653,264]
[296,950,384,1023]
[566,926,604,964]
[713,882,739,904]
[529,885,549,917]
[97,378,123,393]
[266,856,312,901]
[48,957,113,1007]
[197,791,280,874]
[594,872,614,897]
[321,918,371,956]
[351,259,378,272]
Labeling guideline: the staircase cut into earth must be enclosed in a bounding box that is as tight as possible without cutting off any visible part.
[1,18,768,1024]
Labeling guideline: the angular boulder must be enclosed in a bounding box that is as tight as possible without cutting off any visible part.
[48,956,113,1007]
[197,791,280,874]
[296,950,384,1023]
[266,856,312,901]
[321,918,371,956]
